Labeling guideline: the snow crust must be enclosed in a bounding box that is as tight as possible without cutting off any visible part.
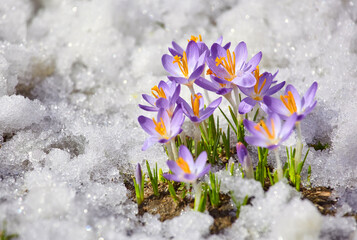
[0,0,356,239]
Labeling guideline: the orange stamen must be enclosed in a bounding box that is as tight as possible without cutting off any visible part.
[151,86,167,99]
[188,35,202,42]
[152,117,168,139]
[254,119,275,140]
[191,94,202,117]
[215,49,236,81]
[280,91,297,114]
[173,52,189,78]
[176,157,191,173]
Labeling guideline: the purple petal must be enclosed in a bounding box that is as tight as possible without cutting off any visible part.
[155,98,169,109]
[268,113,282,137]
[263,96,291,119]
[195,77,219,92]
[243,119,264,137]
[236,142,248,164]
[170,108,185,135]
[223,42,231,50]
[244,136,268,148]
[135,163,142,184]
[247,52,262,72]
[285,84,301,111]
[167,160,184,175]
[138,104,158,112]
[239,97,257,114]
[279,113,297,140]
[186,41,199,71]
[234,42,248,70]
[199,97,222,120]
[215,36,223,45]
[142,94,156,106]
[238,86,254,97]
[265,81,286,96]
[142,136,158,151]
[216,87,233,95]
[183,173,198,182]
[188,64,205,82]
[162,54,181,76]
[197,164,211,178]
[172,41,184,55]
[163,173,181,182]
[179,145,194,171]
[302,82,318,107]
[138,116,156,135]
[168,76,189,84]
[233,73,256,88]
[195,151,208,174]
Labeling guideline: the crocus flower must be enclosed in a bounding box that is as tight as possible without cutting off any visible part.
[263,82,318,121]
[169,35,208,57]
[236,142,254,179]
[238,67,285,114]
[139,80,181,118]
[206,41,262,88]
[162,41,207,86]
[134,163,144,205]
[138,107,185,150]
[243,113,297,150]
[163,145,210,183]
[178,93,222,123]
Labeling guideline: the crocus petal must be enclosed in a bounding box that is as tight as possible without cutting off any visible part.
[236,143,248,165]
[167,160,184,175]
[142,136,158,151]
[207,57,230,80]
[197,164,211,178]
[170,108,185,134]
[188,64,205,82]
[172,41,184,55]
[215,36,223,45]
[168,76,189,84]
[142,94,156,106]
[302,82,318,107]
[177,145,194,171]
[195,77,219,92]
[263,96,291,119]
[238,86,254,97]
[216,88,233,95]
[243,119,265,137]
[138,104,158,112]
[239,97,257,114]
[169,48,180,57]
[264,81,286,96]
[268,113,282,136]
[178,97,194,117]
[246,52,262,72]
[162,54,181,76]
[170,84,181,103]
[234,42,248,69]
[195,151,208,173]
[244,136,268,148]
[186,41,200,71]
[233,73,256,88]
[163,173,182,182]
[199,97,222,120]
[285,84,302,111]
[183,173,198,182]
[138,116,157,135]
[280,113,297,140]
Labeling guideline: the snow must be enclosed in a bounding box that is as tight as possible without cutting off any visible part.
[0,0,356,239]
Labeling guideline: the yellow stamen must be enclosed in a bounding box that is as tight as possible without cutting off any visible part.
[215,49,236,81]
[173,52,189,78]
[188,35,202,42]
[280,91,297,114]
[176,157,191,173]
[254,119,275,140]
[153,117,169,139]
[151,86,167,99]
[191,94,202,117]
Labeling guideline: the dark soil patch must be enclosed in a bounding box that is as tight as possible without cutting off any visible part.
[301,186,337,215]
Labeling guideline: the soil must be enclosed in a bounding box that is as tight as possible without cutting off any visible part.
[124,176,356,235]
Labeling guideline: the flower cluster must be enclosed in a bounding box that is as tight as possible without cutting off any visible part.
[136,35,318,210]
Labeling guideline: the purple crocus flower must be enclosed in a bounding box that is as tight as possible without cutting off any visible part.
[263,82,318,121]
[178,93,222,123]
[243,113,297,150]
[163,145,210,183]
[135,163,143,192]
[195,76,234,96]
[169,35,209,57]
[139,80,181,118]
[138,107,185,150]
[238,67,285,114]
[162,41,207,86]
[236,142,254,179]
[206,41,262,88]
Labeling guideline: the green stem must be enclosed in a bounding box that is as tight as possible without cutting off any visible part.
[193,182,202,211]
[295,122,303,169]
[170,139,179,160]
[233,85,242,123]
[224,92,237,117]
[166,142,174,160]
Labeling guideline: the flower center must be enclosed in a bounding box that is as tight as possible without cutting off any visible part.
[152,117,169,139]
[173,52,189,78]
[215,49,236,81]
[191,94,202,117]
[280,91,297,114]
[188,35,202,42]
[254,119,276,140]
[176,157,191,173]
[151,86,167,99]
